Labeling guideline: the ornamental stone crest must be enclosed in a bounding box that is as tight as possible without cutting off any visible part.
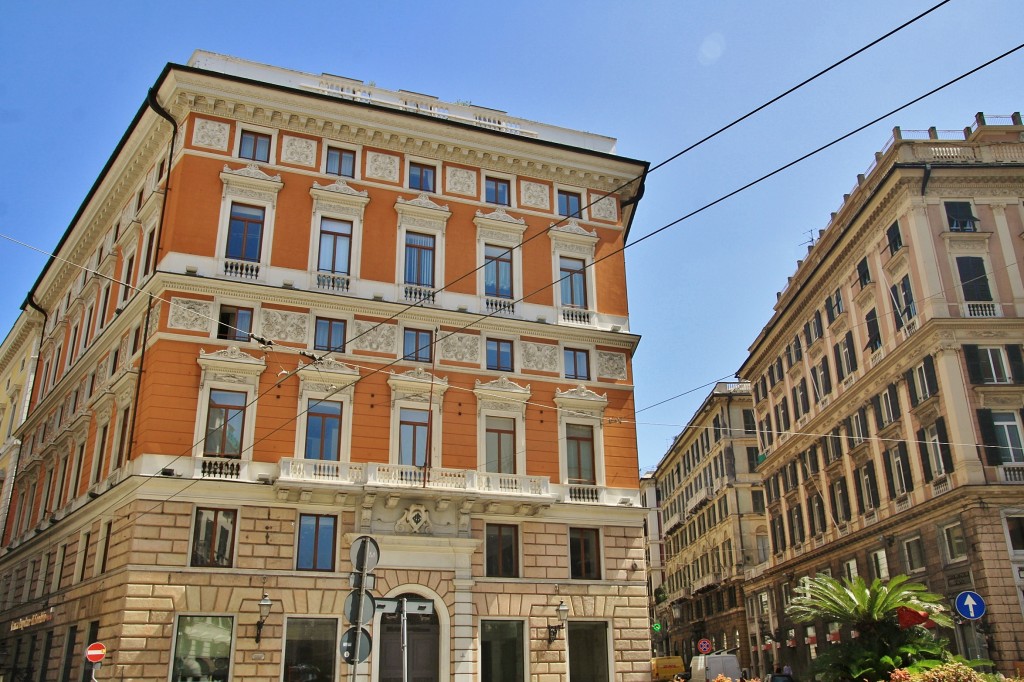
[365,152,400,181]
[555,385,607,402]
[590,195,618,222]
[222,163,282,183]
[199,346,264,364]
[521,342,559,372]
[596,351,627,380]
[550,219,597,238]
[281,135,316,167]
[475,207,525,224]
[395,504,432,534]
[312,178,369,197]
[397,193,449,212]
[520,181,550,209]
[474,376,530,394]
[168,298,213,332]
[446,167,477,196]
[192,119,230,151]
[439,333,480,363]
[351,320,397,354]
[261,310,308,344]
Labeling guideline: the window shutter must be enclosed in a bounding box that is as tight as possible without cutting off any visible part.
[791,389,799,420]
[821,356,832,394]
[866,461,880,508]
[843,417,854,450]
[859,407,870,437]
[883,450,897,499]
[839,478,850,521]
[976,409,1002,466]
[902,276,915,314]
[834,343,845,380]
[800,379,810,414]
[963,345,983,384]
[888,384,901,421]
[1007,345,1024,384]
[897,442,914,492]
[809,445,819,473]
[871,396,884,430]
[957,256,992,302]
[846,331,858,371]
[917,427,933,483]
[936,417,954,474]
[829,484,838,522]
[923,355,939,395]
[804,322,812,345]
[891,284,904,330]
[905,369,919,407]
[853,469,865,514]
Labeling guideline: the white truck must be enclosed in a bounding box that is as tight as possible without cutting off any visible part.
[687,652,743,682]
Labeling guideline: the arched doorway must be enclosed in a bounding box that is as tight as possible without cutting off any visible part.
[377,593,439,682]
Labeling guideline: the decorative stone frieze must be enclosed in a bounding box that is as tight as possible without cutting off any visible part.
[351,321,397,354]
[520,181,550,209]
[168,298,213,333]
[220,163,284,206]
[310,179,370,220]
[446,167,477,196]
[589,194,618,222]
[521,342,558,372]
[280,135,316,167]
[388,367,448,404]
[439,333,480,364]
[596,351,628,380]
[191,118,230,151]
[474,376,531,415]
[554,384,608,419]
[260,309,308,344]
[365,151,400,181]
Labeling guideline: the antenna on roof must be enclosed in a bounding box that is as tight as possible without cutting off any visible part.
[798,229,816,250]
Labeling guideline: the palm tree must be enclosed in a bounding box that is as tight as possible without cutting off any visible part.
[785,574,953,682]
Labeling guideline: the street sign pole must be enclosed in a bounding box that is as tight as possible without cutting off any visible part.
[401,596,408,682]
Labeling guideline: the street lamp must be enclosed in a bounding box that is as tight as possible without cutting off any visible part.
[254,592,273,644]
[547,600,570,644]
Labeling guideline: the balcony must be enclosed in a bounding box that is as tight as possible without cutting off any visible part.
[314,272,350,293]
[403,284,436,304]
[685,487,712,515]
[560,307,594,325]
[276,458,551,499]
[223,258,260,280]
[691,571,722,593]
[964,302,1000,318]
[484,296,515,316]
[194,457,251,480]
[997,465,1024,483]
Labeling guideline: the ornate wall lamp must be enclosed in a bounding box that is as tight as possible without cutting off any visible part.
[547,600,570,644]
[254,592,273,644]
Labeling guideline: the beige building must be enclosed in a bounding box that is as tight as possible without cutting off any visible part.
[738,113,1024,678]
[651,382,762,670]
[0,314,40,544]
[0,51,651,682]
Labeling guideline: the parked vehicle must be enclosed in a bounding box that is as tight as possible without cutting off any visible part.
[651,656,686,681]
[687,652,742,682]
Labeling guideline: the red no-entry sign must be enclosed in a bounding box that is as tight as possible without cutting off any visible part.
[85,642,106,663]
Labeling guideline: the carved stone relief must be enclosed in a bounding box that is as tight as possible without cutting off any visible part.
[168,298,212,333]
[281,135,317,167]
[192,119,230,151]
[439,333,480,363]
[261,310,309,344]
[521,342,559,372]
[365,152,400,181]
[395,504,432,534]
[596,351,627,380]
[147,300,162,338]
[446,167,477,196]
[590,195,617,221]
[351,321,397,354]
[520,181,550,209]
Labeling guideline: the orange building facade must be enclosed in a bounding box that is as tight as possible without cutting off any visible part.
[0,52,650,682]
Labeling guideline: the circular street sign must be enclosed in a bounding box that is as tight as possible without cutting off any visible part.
[697,638,713,654]
[340,626,372,664]
[954,591,986,621]
[652,623,662,632]
[343,591,376,626]
[85,642,106,663]
[350,536,380,573]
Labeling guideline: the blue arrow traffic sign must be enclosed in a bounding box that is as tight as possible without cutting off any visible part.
[954,591,986,620]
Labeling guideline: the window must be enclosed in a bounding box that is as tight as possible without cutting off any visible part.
[743,410,756,434]
[487,339,513,372]
[567,622,609,681]
[810,355,832,402]
[297,514,336,571]
[857,258,871,288]
[404,232,435,287]
[485,524,519,578]
[191,507,236,568]
[752,490,765,514]
[564,348,590,380]
[481,620,524,682]
[1006,517,1024,552]
[318,218,352,274]
[399,408,429,466]
[907,356,938,405]
[172,616,233,682]
[945,201,977,232]
[843,558,858,581]
[558,190,582,218]
[569,527,600,579]
[904,537,926,572]
[923,422,947,477]
[830,477,851,523]
[225,203,265,262]
[890,274,916,329]
[314,317,346,352]
[239,130,271,162]
[120,254,135,303]
[870,550,889,580]
[956,256,992,302]
[486,177,511,205]
[884,444,913,497]
[849,409,868,447]
[809,494,827,536]
[285,619,337,682]
[484,244,513,299]
[326,146,355,177]
[834,331,857,380]
[559,256,587,308]
[216,305,252,342]
[965,346,1011,384]
[566,424,596,485]
[991,411,1024,463]
[943,523,967,562]
[204,390,246,457]
[403,328,433,363]
[886,221,903,255]
[305,400,342,461]
[409,162,436,192]
[856,463,879,512]
[825,288,844,323]
[864,309,881,352]
[485,416,516,474]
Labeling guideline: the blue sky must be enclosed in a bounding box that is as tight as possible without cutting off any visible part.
[1,1,1022,471]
